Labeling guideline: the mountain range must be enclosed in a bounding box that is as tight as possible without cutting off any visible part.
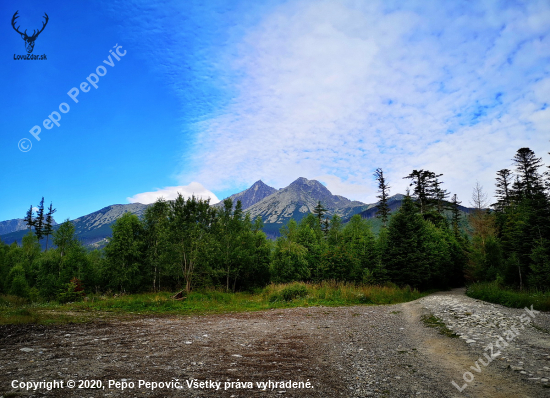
[0,177,471,247]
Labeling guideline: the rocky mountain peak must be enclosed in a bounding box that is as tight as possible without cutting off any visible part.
[214,180,277,210]
[287,177,332,196]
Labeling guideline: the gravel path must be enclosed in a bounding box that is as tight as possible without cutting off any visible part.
[1,289,549,397]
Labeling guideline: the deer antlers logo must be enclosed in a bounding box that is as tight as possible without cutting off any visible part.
[11,11,49,54]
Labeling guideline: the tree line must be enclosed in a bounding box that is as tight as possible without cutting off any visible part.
[0,146,548,301]
[467,147,550,290]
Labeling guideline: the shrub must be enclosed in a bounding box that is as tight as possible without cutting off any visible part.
[279,283,308,301]
[57,278,85,304]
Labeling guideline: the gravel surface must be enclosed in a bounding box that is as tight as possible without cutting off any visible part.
[1,289,548,398]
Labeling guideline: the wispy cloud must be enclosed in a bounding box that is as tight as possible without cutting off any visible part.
[127,182,220,204]
[178,0,550,202]
[110,0,550,204]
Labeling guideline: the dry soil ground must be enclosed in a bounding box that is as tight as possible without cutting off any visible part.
[1,289,549,398]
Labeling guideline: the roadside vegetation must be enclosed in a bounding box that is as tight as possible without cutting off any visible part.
[0,281,427,325]
[466,282,550,312]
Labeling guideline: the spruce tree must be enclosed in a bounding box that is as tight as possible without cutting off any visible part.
[513,148,545,199]
[43,202,56,251]
[493,169,513,211]
[23,205,34,232]
[403,169,442,214]
[35,197,45,241]
[382,194,431,288]
[373,168,391,227]
[433,176,449,214]
[313,201,327,229]
[450,194,462,239]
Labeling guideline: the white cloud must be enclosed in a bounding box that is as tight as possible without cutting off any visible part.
[173,0,550,204]
[127,182,220,205]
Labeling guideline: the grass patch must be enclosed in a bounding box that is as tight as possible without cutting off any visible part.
[421,314,459,338]
[0,281,428,325]
[466,282,550,312]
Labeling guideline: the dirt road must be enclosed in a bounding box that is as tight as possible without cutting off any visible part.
[1,289,548,397]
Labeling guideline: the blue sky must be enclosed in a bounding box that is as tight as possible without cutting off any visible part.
[1,0,549,222]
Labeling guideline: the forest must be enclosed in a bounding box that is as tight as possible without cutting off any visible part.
[0,147,548,303]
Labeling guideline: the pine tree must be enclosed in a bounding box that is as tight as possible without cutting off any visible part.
[35,197,45,241]
[373,168,391,227]
[403,169,442,214]
[23,205,34,232]
[493,169,513,211]
[450,194,462,239]
[313,201,327,230]
[513,148,545,199]
[433,176,449,214]
[43,202,57,251]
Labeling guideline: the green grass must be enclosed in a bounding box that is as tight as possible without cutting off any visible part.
[466,282,550,312]
[0,281,428,325]
[421,314,459,338]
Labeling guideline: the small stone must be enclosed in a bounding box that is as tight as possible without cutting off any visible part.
[20,348,34,352]
[185,341,192,344]
[465,339,476,344]
[520,371,527,375]
[542,378,549,382]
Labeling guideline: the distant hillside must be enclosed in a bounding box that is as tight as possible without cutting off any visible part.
[0,204,147,248]
[0,218,58,235]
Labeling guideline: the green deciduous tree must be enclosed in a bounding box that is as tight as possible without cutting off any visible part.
[104,212,145,293]
[143,198,170,291]
[169,194,216,293]
[271,238,310,283]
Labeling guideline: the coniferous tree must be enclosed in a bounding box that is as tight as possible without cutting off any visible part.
[374,168,391,227]
[433,176,449,215]
[43,202,56,251]
[382,194,431,288]
[403,169,442,214]
[35,197,45,241]
[493,169,513,211]
[313,201,327,231]
[24,205,34,232]
[322,219,330,236]
[513,148,545,199]
[450,194,462,239]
